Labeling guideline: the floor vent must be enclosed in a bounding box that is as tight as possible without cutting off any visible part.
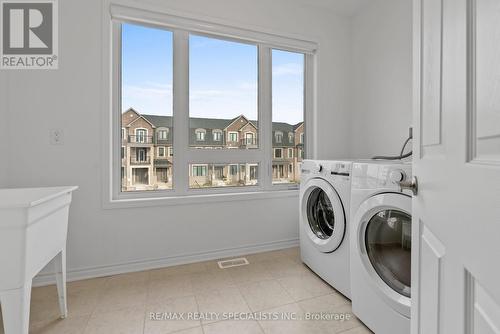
[217,257,249,269]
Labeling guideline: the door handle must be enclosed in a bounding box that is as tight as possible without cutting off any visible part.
[398,176,418,195]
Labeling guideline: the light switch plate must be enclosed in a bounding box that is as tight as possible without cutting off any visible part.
[49,129,64,145]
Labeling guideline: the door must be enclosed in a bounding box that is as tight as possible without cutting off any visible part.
[300,178,346,253]
[136,148,147,162]
[135,129,147,143]
[157,168,168,183]
[413,0,500,333]
[133,168,149,185]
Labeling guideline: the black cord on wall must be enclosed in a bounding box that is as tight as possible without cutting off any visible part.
[372,128,413,161]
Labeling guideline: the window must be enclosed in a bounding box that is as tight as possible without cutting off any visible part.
[195,129,206,141]
[136,148,147,162]
[189,163,259,188]
[135,129,147,143]
[230,164,238,175]
[112,12,314,201]
[272,49,304,185]
[121,147,125,159]
[192,165,207,177]
[189,35,257,150]
[275,131,283,143]
[120,23,173,192]
[158,147,166,157]
[213,130,222,141]
[245,132,255,145]
[158,129,168,140]
[228,132,238,142]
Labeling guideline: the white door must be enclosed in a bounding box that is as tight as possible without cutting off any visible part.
[412,0,500,333]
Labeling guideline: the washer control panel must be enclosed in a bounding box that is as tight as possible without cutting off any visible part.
[330,162,351,176]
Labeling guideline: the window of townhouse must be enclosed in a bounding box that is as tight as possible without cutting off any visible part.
[213,130,222,142]
[109,5,315,204]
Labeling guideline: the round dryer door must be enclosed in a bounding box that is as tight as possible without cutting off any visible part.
[354,192,412,317]
[301,178,346,253]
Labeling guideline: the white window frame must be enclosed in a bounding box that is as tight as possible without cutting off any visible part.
[275,131,283,143]
[274,148,283,159]
[103,3,317,207]
[168,146,173,157]
[191,164,208,177]
[228,131,239,143]
[229,164,238,176]
[135,128,148,143]
[212,129,222,141]
[288,148,293,158]
[195,128,206,141]
[157,128,169,140]
[158,146,166,157]
[245,132,255,144]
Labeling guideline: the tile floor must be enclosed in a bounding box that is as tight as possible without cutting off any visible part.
[0,247,372,334]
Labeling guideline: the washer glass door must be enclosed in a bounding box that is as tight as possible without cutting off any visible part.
[307,187,335,239]
[365,209,412,298]
[301,178,346,253]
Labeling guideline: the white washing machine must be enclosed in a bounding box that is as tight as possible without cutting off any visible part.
[299,159,352,298]
[349,160,412,334]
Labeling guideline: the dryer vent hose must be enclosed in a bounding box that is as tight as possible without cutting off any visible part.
[372,128,413,161]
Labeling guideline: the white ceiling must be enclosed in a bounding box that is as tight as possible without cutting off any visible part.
[296,0,370,16]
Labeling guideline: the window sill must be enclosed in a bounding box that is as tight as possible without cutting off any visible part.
[103,189,299,209]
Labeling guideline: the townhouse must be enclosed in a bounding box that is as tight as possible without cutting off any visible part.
[121,108,304,190]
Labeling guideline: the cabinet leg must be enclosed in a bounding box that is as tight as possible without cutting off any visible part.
[0,282,32,334]
[54,249,68,318]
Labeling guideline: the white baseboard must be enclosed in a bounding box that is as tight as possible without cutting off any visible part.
[33,238,299,287]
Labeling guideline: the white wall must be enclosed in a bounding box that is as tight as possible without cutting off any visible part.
[349,0,413,159]
[2,0,352,281]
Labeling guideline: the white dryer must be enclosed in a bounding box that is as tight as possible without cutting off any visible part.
[349,160,412,334]
[299,160,352,298]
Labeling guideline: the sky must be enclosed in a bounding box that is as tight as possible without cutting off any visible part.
[121,23,304,125]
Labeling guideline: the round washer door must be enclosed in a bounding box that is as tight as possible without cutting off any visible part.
[354,192,412,317]
[300,178,346,253]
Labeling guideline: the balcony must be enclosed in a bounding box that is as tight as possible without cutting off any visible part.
[130,157,151,165]
[154,159,172,167]
[128,135,153,145]
[239,138,258,149]
[156,138,171,145]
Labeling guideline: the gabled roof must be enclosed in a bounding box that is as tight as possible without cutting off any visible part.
[122,108,141,127]
[142,115,173,128]
[293,122,304,130]
[132,111,300,146]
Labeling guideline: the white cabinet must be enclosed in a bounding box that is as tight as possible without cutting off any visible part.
[0,186,78,334]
